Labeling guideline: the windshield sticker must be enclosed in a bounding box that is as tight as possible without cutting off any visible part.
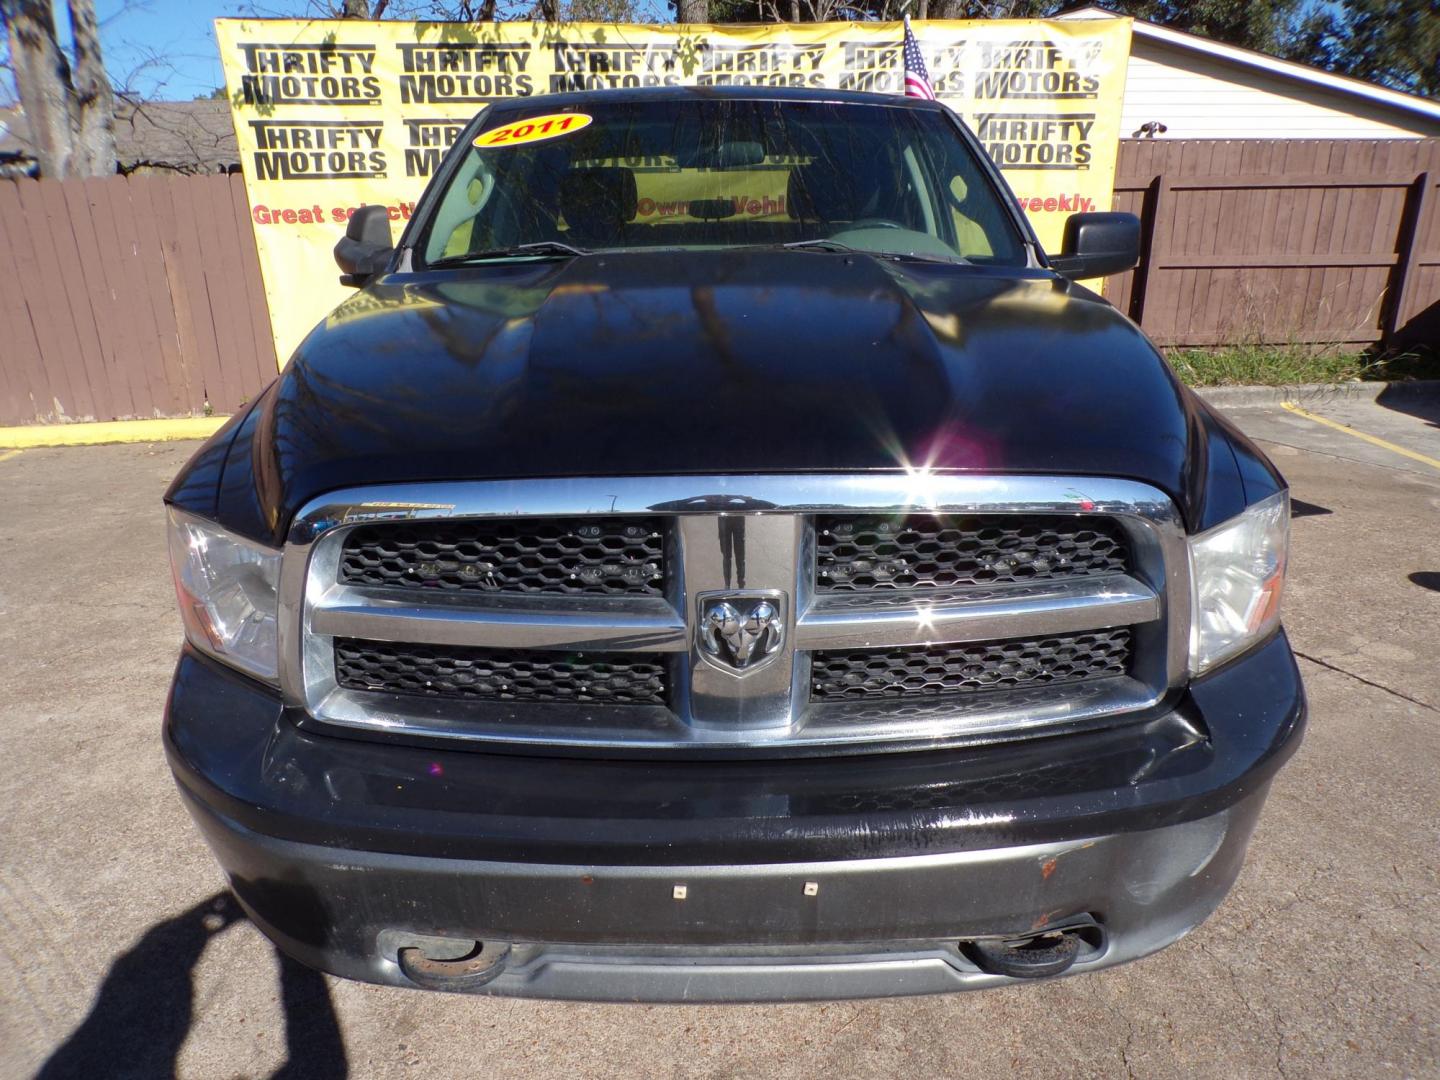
[474,113,593,149]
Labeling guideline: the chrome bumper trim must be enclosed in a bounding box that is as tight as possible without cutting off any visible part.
[311,588,687,652]
[307,674,1157,750]
[796,574,1159,650]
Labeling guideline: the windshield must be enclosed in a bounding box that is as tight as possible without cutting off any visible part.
[419,98,1027,267]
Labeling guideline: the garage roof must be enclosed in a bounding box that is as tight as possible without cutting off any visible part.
[1061,6,1440,129]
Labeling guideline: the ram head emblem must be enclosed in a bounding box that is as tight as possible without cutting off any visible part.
[698,594,785,673]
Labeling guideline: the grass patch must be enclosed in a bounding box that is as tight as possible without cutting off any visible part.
[1166,345,1440,387]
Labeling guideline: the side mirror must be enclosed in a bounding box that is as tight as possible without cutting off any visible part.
[334,204,394,286]
[1049,212,1140,280]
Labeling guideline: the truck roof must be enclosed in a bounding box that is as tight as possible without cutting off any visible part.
[481,84,946,116]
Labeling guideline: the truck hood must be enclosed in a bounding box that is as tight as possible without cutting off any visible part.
[205,249,1270,544]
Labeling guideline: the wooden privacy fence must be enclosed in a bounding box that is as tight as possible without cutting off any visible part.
[2,139,1439,428]
[0,173,277,427]
[1104,139,1440,348]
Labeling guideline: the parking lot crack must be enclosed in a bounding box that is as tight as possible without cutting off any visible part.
[1120,1014,1140,1079]
[1254,437,1440,479]
[1195,937,1288,1076]
[1294,651,1439,714]
[1236,862,1331,934]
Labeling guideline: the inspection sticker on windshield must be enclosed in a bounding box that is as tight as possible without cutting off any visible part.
[474,113,592,149]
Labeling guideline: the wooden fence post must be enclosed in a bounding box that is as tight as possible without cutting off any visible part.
[1384,171,1433,346]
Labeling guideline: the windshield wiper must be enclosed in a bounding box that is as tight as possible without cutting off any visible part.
[782,239,862,254]
[428,241,590,267]
[780,239,967,265]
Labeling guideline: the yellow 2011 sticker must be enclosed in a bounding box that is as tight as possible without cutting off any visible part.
[474,113,593,149]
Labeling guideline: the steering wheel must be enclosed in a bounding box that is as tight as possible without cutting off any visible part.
[846,218,904,231]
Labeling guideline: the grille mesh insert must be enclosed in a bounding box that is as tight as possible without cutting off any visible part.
[340,518,666,596]
[810,628,1132,700]
[335,639,668,705]
[816,514,1129,591]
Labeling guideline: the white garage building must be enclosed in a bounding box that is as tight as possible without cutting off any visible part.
[1062,6,1440,140]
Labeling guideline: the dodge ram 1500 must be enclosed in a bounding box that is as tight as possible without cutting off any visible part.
[164,86,1304,1001]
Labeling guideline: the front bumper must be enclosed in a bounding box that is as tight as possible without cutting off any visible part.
[166,632,1305,1002]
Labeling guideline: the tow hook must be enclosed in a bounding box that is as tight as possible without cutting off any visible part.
[397,939,511,991]
[962,928,1085,979]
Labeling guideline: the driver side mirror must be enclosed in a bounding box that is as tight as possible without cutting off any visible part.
[1049,212,1140,280]
[334,204,394,287]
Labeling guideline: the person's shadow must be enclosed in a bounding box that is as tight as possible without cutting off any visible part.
[38,892,347,1080]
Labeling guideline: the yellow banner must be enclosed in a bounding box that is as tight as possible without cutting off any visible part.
[216,18,1132,363]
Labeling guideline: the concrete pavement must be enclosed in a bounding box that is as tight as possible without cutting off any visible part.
[1,393,1437,1079]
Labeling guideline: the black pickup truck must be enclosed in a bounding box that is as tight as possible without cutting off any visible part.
[164,86,1304,1001]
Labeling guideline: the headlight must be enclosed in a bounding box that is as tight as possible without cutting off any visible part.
[1189,490,1289,675]
[167,507,282,683]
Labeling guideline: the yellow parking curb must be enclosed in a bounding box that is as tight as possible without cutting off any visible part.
[0,416,229,449]
[1280,402,1440,472]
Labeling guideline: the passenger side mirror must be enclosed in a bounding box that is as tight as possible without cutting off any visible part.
[1049,212,1140,280]
[334,204,394,287]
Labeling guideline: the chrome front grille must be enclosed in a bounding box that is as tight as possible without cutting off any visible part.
[334,639,669,705]
[809,628,1133,700]
[815,513,1130,590]
[339,517,667,596]
[279,475,1189,754]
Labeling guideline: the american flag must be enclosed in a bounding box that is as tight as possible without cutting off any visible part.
[902,16,936,101]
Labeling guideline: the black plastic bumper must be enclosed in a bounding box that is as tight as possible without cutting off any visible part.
[165,631,1305,999]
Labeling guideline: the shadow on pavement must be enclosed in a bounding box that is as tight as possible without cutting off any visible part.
[1290,498,1333,518]
[1375,383,1440,432]
[37,892,347,1080]
[1409,571,1440,594]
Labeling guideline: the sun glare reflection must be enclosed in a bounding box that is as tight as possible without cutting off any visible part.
[900,464,940,509]
[914,603,936,638]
